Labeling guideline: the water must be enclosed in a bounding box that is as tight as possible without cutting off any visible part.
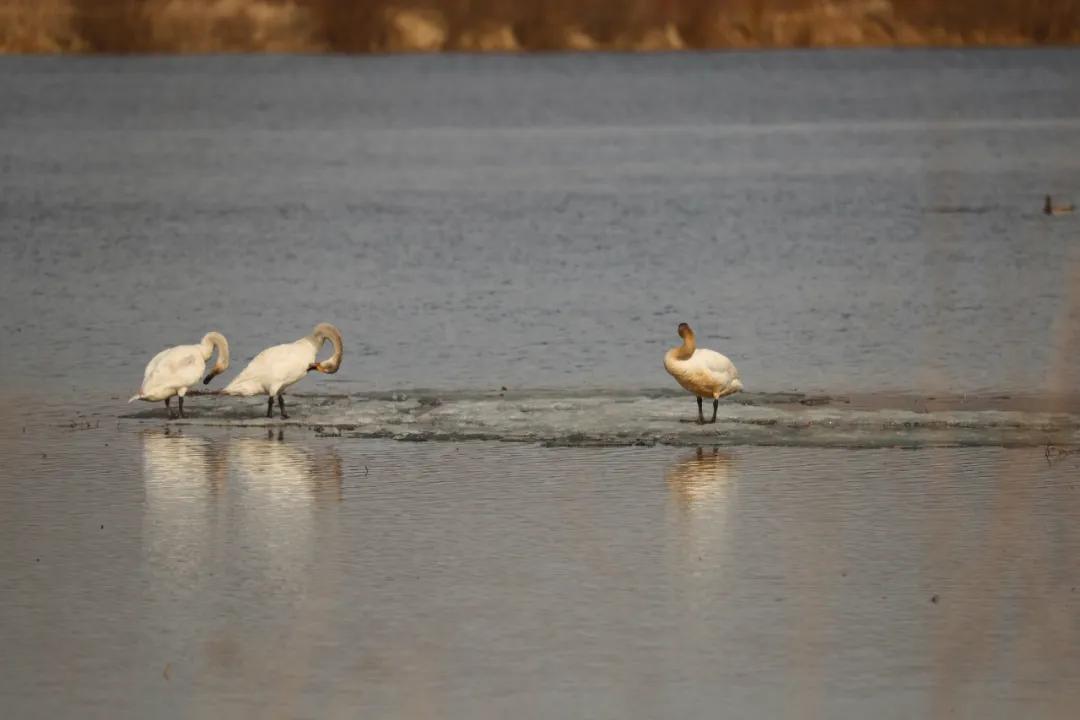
[1,51,1078,404]
[2,50,1080,717]
[3,427,1079,718]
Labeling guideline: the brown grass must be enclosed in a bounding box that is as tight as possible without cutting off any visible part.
[1,0,1078,53]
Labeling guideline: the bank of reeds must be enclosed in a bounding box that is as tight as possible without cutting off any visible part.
[2,0,1078,54]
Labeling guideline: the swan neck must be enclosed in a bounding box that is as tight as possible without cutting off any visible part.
[201,332,230,375]
[309,324,343,374]
[675,333,696,360]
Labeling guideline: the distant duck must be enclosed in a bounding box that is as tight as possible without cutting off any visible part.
[222,323,343,419]
[1044,195,1074,216]
[664,322,743,424]
[129,332,230,418]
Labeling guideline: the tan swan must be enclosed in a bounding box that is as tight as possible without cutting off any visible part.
[664,322,743,424]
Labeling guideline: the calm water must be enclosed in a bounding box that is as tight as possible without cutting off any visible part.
[3,426,1079,718]
[1,50,1079,717]
[1,50,1078,403]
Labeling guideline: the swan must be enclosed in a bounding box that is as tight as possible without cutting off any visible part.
[221,323,343,419]
[1044,195,1075,216]
[664,322,743,424]
[128,332,230,418]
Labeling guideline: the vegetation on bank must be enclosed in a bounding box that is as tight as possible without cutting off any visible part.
[2,0,1078,54]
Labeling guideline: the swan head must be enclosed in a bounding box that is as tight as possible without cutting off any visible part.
[677,322,694,340]
[307,322,343,374]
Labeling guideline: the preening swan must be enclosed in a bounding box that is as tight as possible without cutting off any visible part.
[1044,195,1075,216]
[128,332,230,418]
[664,322,743,424]
[221,323,343,419]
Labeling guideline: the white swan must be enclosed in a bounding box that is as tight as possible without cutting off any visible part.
[129,332,230,418]
[1044,195,1075,216]
[664,322,743,424]
[221,323,343,419]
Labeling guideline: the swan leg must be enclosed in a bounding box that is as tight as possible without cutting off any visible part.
[165,397,176,420]
[178,396,186,419]
[696,396,705,424]
[278,394,289,420]
[266,396,274,418]
[709,399,719,423]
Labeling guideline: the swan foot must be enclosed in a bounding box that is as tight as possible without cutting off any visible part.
[278,394,289,420]
[709,399,719,424]
[266,397,274,418]
[165,397,176,420]
[178,396,186,419]
[696,397,706,424]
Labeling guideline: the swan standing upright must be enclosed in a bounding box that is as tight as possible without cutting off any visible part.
[129,332,230,418]
[664,322,743,424]
[222,323,343,419]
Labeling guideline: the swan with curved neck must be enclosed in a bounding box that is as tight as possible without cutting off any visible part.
[1044,195,1075,216]
[129,331,230,419]
[664,322,743,424]
[221,323,344,419]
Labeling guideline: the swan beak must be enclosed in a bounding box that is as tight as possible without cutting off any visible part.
[307,363,320,373]
[203,372,216,385]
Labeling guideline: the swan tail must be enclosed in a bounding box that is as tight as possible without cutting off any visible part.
[221,380,260,397]
[731,378,744,392]
[128,394,142,403]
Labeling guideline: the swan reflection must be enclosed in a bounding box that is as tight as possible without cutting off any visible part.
[229,432,343,506]
[140,430,345,694]
[666,448,737,570]
[141,430,226,582]
[141,430,343,572]
[141,430,220,491]
[226,433,343,585]
[141,431,339,561]
[667,447,735,509]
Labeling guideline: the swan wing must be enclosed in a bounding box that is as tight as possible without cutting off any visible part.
[694,348,742,394]
[142,348,171,382]
[224,341,315,396]
[696,349,737,378]
[140,345,204,395]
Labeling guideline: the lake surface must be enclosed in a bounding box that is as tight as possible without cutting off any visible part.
[3,426,1079,719]
[1,50,1079,717]
[1,50,1078,403]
